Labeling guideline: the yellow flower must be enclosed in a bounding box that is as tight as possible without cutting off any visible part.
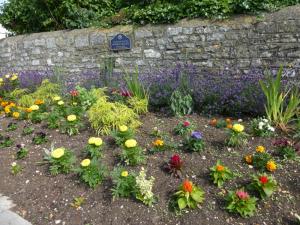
[5,74,10,79]
[34,99,44,105]
[266,160,277,172]
[153,139,164,147]
[67,115,76,122]
[256,145,265,153]
[29,105,39,111]
[0,78,3,82]
[121,171,128,177]
[232,124,244,133]
[88,137,96,145]
[51,148,65,159]
[4,106,11,114]
[81,159,91,167]
[13,112,20,118]
[10,74,18,81]
[53,96,61,101]
[245,155,253,164]
[94,138,103,146]
[57,100,64,105]
[125,139,137,148]
[119,125,128,132]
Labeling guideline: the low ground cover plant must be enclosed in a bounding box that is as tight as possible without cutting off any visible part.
[184,131,205,152]
[210,160,234,188]
[120,139,146,166]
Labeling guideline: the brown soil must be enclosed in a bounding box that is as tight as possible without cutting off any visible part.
[0,113,299,225]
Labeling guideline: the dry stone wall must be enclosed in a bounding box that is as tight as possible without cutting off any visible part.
[0,6,300,76]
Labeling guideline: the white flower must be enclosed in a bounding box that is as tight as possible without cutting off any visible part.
[11,162,17,167]
[258,122,264,130]
[262,118,268,123]
[268,126,275,132]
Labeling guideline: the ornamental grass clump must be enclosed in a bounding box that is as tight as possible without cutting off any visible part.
[135,167,156,206]
[170,180,205,213]
[85,137,104,159]
[88,97,141,135]
[225,188,257,218]
[165,154,183,178]
[184,131,205,152]
[111,125,135,146]
[44,147,76,175]
[120,139,146,166]
[173,120,194,136]
[75,159,106,189]
[111,167,137,200]
[210,160,234,188]
[273,138,298,160]
[250,118,275,137]
[248,173,277,199]
[226,123,248,147]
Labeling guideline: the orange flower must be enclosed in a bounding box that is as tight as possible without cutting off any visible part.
[245,155,253,164]
[266,160,277,172]
[216,165,225,172]
[1,101,9,107]
[182,180,193,193]
[153,139,164,147]
[209,118,217,126]
[226,124,233,129]
[9,102,16,107]
[34,99,44,105]
[25,108,32,113]
[225,118,232,124]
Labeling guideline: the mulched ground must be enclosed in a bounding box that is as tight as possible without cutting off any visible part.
[0,113,299,225]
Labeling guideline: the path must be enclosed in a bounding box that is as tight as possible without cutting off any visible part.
[0,194,32,225]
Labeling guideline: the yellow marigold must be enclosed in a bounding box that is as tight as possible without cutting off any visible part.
[88,137,96,145]
[121,171,128,177]
[153,139,164,147]
[67,115,76,122]
[53,96,61,101]
[34,99,44,105]
[125,139,137,148]
[9,102,16,107]
[10,74,18,81]
[25,108,32,113]
[256,145,265,153]
[232,123,244,133]
[94,138,103,147]
[57,100,64,105]
[4,106,11,114]
[245,155,253,164]
[216,165,225,172]
[51,148,65,159]
[0,78,3,82]
[1,101,9,107]
[81,159,91,167]
[266,160,277,172]
[12,112,20,118]
[29,105,39,111]
[119,125,128,132]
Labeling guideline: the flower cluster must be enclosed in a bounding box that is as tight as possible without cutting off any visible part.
[85,137,104,159]
[135,167,156,206]
[226,123,248,147]
[111,125,135,146]
[165,154,183,178]
[120,139,146,166]
[184,131,205,152]
[251,118,275,137]
[174,120,194,135]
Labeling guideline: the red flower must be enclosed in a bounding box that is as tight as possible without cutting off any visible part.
[70,90,79,97]
[259,176,268,184]
[183,121,190,127]
[182,180,193,193]
[169,154,182,170]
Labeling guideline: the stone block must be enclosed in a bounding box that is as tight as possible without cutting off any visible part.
[144,49,161,58]
[75,35,89,48]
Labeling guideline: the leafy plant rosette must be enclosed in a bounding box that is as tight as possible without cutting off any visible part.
[28,104,44,123]
[0,135,13,147]
[165,154,183,178]
[22,125,34,136]
[248,173,277,199]
[16,144,29,159]
[170,180,205,213]
[273,138,298,160]
[60,114,83,136]
[226,123,248,147]
[44,147,76,175]
[111,167,137,200]
[85,137,104,159]
[225,188,257,218]
[184,131,205,152]
[210,160,234,188]
[6,122,17,132]
[174,120,194,136]
[111,125,135,146]
[250,118,275,137]
[120,139,146,166]
[135,167,156,206]
[32,132,47,145]
[75,159,106,189]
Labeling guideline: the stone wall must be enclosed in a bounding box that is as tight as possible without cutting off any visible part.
[0,6,300,76]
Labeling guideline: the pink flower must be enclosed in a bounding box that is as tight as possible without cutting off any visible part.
[236,190,249,200]
[70,90,79,97]
[183,121,190,127]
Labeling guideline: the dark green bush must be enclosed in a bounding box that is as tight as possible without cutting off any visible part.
[1,0,299,34]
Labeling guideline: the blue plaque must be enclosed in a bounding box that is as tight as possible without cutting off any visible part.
[110,33,131,51]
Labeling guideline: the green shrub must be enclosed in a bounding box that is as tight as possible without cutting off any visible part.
[88,98,141,135]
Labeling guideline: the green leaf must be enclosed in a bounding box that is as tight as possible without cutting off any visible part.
[191,190,204,203]
[178,198,187,210]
